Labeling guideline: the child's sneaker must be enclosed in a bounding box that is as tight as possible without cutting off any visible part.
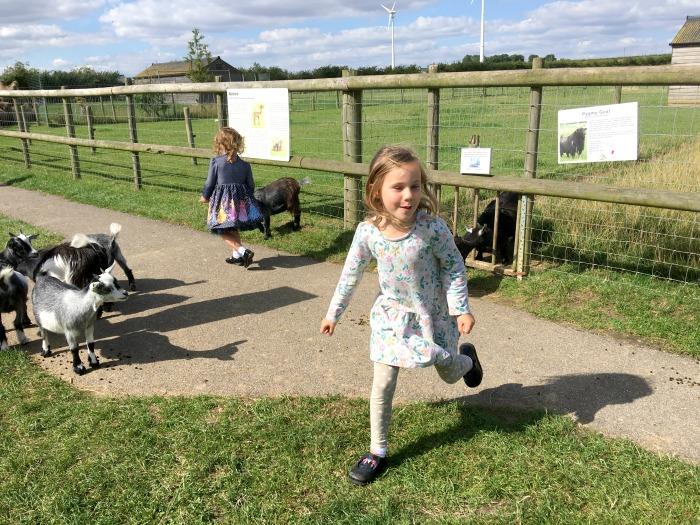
[225,255,244,265]
[459,343,483,387]
[242,249,254,268]
[348,452,387,485]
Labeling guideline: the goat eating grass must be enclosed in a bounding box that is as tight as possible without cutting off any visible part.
[32,262,128,375]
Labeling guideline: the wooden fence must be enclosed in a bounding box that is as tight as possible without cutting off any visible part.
[1,63,699,279]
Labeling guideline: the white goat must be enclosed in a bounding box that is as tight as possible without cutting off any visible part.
[32,262,128,375]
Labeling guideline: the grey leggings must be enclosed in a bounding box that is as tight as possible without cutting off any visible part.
[370,352,473,456]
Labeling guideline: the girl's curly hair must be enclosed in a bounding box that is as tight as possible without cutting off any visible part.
[213,127,245,162]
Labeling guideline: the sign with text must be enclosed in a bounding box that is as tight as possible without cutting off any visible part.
[557,102,638,164]
[460,147,492,175]
[227,88,290,161]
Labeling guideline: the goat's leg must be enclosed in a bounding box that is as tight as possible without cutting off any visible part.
[13,305,28,345]
[66,333,85,375]
[113,248,136,291]
[0,314,7,350]
[38,327,52,357]
[263,213,272,240]
[85,325,99,369]
[292,208,301,231]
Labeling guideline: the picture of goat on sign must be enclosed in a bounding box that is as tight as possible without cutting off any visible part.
[559,124,587,162]
[253,177,311,239]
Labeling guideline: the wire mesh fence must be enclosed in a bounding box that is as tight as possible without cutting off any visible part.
[0,77,698,284]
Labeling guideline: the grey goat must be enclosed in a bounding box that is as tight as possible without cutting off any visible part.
[32,262,128,375]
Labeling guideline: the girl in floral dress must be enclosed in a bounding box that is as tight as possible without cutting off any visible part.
[199,127,263,268]
[320,145,482,485]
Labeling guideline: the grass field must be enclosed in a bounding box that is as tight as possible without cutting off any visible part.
[1,349,699,524]
[1,84,698,355]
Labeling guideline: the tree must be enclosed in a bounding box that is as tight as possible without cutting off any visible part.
[185,28,213,82]
[0,61,41,88]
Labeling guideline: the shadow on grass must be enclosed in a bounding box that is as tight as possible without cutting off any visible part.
[392,372,652,467]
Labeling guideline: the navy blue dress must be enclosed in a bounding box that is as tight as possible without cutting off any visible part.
[202,155,263,233]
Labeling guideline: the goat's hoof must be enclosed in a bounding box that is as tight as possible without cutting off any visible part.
[264,234,272,240]
[73,364,86,375]
[90,359,100,369]
[41,349,52,357]
[129,283,136,292]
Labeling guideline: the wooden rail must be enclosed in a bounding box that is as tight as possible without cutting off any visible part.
[2,129,698,214]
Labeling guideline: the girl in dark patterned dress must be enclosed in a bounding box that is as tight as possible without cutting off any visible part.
[199,127,263,268]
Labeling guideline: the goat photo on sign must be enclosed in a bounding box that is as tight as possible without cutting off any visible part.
[558,123,588,162]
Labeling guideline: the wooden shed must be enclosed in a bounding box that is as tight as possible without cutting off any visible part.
[134,56,243,104]
[668,15,700,106]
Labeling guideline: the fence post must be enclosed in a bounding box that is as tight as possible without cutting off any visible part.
[613,85,622,104]
[85,105,96,154]
[110,95,117,123]
[184,107,198,165]
[342,69,363,229]
[124,78,142,189]
[41,96,49,126]
[61,87,80,179]
[19,105,30,145]
[171,93,177,118]
[12,99,30,168]
[215,76,225,129]
[516,57,543,279]
[426,63,442,210]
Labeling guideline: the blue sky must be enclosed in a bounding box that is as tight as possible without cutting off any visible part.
[0,1,695,76]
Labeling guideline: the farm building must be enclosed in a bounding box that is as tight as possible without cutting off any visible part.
[134,56,243,104]
[668,15,700,106]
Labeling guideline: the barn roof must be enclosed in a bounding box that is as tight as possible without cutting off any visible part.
[135,56,237,78]
[670,15,700,46]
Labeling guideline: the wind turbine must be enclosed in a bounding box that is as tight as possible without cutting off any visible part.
[381,2,397,68]
[471,0,485,63]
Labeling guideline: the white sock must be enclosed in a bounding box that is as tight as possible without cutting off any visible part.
[232,250,241,259]
[237,246,247,257]
[370,446,387,458]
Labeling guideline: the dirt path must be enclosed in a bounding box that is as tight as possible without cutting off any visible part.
[1,185,698,463]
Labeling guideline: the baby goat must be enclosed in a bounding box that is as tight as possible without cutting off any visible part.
[86,223,136,291]
[0,231,38,271]
[0,266,29,349]
[32,262,128,375]
[254,177,310,239]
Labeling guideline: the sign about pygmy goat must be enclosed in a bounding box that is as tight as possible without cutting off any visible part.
[557,102,638,164]
[227,88,290,162]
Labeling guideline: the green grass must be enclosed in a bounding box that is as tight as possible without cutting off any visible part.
[0,349,698,524]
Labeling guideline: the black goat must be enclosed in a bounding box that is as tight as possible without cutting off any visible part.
[86,223,136,291]
[454,192,520,264]
[36,233,111,289]
[0,266,29,349]
[254,177,310,239]
[559,127,586,159]
[0,232,38,271]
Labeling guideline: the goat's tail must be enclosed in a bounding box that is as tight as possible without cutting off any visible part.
[70,233,90,248]
[300,177,311,186]
[109,223,122,239]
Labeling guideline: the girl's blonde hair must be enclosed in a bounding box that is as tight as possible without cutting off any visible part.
[364,145,438,227]
[213,127,245,162]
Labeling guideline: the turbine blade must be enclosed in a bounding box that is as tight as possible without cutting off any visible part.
[391,1,396,10]
[381,3,390,12]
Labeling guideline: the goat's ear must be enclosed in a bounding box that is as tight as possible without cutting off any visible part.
[8,232,16,238]
[28,234,38,241]
[465,227,473,234]
[477,224,487,236]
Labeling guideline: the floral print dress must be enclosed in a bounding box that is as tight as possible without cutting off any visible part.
[325,211,471,368]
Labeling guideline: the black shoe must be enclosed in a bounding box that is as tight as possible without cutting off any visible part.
[348,452,387,485]
[460,342,483,388]
[242,249,254,268]
[225,255,244,265]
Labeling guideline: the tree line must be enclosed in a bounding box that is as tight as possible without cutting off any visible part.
[1,53,672,89]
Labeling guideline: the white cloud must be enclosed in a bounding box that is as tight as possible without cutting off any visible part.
[1,0,106,24]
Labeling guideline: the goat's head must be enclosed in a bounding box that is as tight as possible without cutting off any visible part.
[89,262,128,304]
[6,231,39,259]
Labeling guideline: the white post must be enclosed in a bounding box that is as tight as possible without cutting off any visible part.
[479,0,485,63]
